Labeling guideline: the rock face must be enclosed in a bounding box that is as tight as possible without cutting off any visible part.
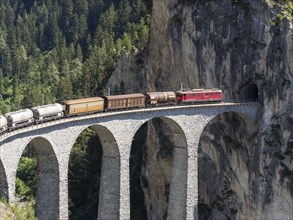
[140,119,174,220]
[107,48,147,94]
[198,112,260,219]
[112,0,293,219]
[145,0,293,219]
[147,0,292,101]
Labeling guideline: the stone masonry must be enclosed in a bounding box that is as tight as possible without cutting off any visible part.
[0,102,259,220]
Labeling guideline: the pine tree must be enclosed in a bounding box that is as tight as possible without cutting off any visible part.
[117,0,132,36]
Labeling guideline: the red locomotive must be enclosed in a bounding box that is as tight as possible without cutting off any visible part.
[176,88,222,103]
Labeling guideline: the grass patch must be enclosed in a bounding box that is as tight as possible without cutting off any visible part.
[0,197,36,220]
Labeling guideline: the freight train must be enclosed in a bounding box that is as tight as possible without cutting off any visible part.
[0,88,222,133]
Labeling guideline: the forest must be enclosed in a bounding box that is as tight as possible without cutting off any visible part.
[0,0,151,114]
[0,0,151,219]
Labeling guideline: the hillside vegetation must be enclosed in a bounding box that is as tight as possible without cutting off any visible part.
[0,0,151,113]
[0,0,151,219]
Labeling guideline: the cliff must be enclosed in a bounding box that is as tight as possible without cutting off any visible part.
[107,48,147,94]
[110,0,293,219]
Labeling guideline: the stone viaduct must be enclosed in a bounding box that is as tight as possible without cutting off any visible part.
[0,102,259,220]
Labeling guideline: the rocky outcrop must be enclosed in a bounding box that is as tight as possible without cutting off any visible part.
[145,0,293,219]
[107,48,147,94]
[111,0,292,219]
[147,0,292,101]
[198,112,260,219]
[140,119,174,220]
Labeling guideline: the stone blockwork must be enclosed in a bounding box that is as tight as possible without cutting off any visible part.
[0,103,258,220]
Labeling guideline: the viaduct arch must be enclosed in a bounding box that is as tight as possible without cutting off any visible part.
[130,117,188,219]
[197,111,258,219]
[0,159,7,199]
[0,103,259,219]
[28,137,59,219]
[71,125,121,219]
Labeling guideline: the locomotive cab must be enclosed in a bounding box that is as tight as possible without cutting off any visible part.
[176,88,222,103]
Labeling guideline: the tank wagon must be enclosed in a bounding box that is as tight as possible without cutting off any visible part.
[145,91,176,106]
[5,109,34,129]
[31,103,63,121]
[0,116,8,133]
[0,88,223,133]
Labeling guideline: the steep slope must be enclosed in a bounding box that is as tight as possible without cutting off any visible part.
[145,0,293,219]
[110,0,292,218]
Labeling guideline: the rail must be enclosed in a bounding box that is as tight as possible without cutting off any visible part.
[0,101,259,142]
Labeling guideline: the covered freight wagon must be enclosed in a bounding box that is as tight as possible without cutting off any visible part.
[104,93,145,110]
[64,97,104,116]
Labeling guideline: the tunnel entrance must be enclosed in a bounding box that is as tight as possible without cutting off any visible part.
[241,82,259,101]
[246,84,259,101]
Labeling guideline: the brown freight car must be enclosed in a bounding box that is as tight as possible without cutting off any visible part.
[145,91,176,106]
[104,93,145,110]
[65,97,104,116]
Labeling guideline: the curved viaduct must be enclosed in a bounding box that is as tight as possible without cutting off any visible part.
[0,102,259,220]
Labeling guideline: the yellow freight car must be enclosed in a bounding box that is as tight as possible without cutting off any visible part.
[64,97,104,116]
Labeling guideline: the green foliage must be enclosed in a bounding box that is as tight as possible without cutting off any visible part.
[68,128,103,219]
[0,0,151,113]
[0,0,152,217]
[16,156,37,199]
[269,0,293,24]
[16,178,31,198]
[1,198,36,220]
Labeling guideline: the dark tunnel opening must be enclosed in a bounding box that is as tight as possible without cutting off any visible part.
[240,83,259,102]
[246,84,259,101]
